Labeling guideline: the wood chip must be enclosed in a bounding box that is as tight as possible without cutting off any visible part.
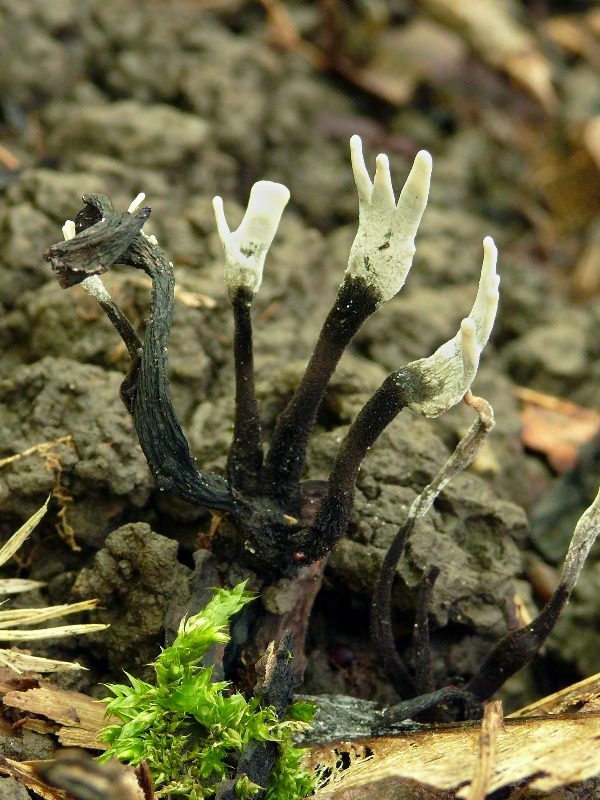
[510,671,600,718]
[3,685,116,750]
[465,700,503,800]
[309,713,600,797]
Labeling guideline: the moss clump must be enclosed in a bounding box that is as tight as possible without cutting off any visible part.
[99,583,315,799]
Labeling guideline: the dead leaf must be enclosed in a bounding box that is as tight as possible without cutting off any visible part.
[258,0,328,70]
[529,128,600,237]
[415,0,557,110]
[0,144,20,171]
[515,386,600,473]
[336,19,465,108]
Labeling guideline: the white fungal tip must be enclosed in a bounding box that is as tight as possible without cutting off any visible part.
[405,236,500,418]
[483,234,496,253]
[350,135,372,203]
[62,220,76,241]
[373,153,395,206]
[128,192,146,213]
[212,196,229,240]
[409,150,433,193]
[345,137,433,303]
[416,149,433,170]
[214,180,290,299]
[237,181,290,243]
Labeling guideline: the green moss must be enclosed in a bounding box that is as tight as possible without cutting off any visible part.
[98,583,315,799]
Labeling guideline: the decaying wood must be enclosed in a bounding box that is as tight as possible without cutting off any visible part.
[509,670,600,718]
[2,675,600,798]
[0,759,68,800]
[34,750,149,800]
[465,701,503,800]
[308,712,600,798]
[2,685,116,749]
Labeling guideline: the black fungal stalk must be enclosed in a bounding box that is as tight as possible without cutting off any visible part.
[370,391,496,695]
[262,276,380,509]
[46,194,233,514]
[466,483,600,702]
[300,366,430,563]
[228,288,264,495]
[45,132,600,723]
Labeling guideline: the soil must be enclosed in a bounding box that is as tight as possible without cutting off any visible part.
[0,0,600,773]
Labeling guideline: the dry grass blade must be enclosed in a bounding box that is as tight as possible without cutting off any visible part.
[0,501,108,671]
[0,437,73,469]
[0,497,49,568]
[0,623,108,642]
[0,651,86,673]
[0,578,46,595]
[0,599,100,630]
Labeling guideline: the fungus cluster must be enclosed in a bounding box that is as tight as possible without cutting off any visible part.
[45,136,600,719]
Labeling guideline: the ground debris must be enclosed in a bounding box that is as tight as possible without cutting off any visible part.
[0,750,150,800]
[308,700,600,799]
[1,680,114,751]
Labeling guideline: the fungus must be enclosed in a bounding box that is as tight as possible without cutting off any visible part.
[44,134,600,722]
[213,181,290,493]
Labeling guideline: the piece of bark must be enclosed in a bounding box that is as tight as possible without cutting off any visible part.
[308,712,600,797]
[2,686,116,750]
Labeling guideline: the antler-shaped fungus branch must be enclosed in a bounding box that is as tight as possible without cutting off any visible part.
[45,194,233,514]
[213,182,290,495]
[466,483,600,702]
[370,391,495,693]
[406,237,499,418]
[263,137,432,509]
[304,241,498,563]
